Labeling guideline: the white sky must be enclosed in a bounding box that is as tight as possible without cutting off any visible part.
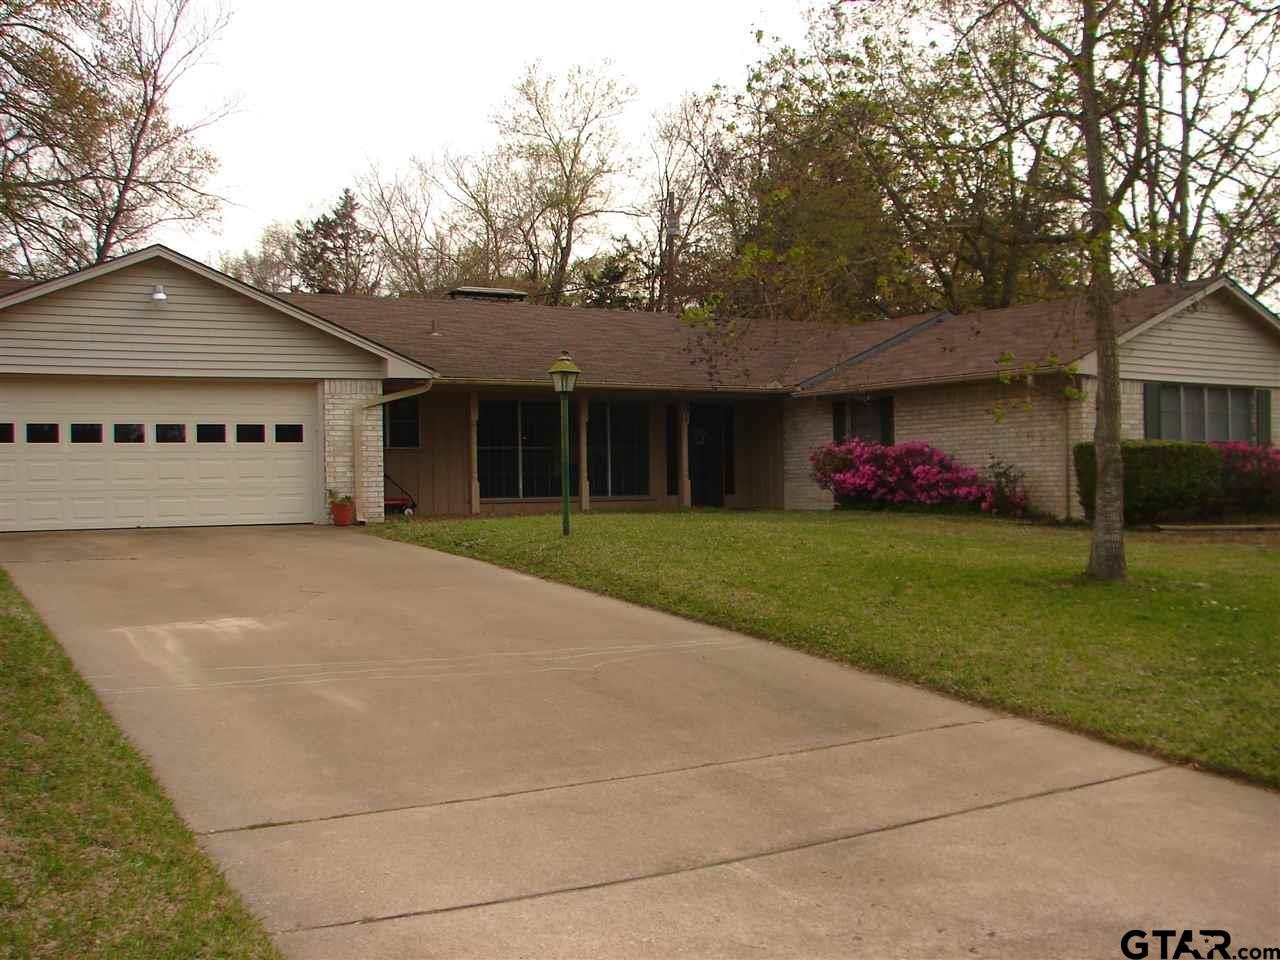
[154,0,814,262]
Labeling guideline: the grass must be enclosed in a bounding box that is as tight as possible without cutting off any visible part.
[374,510,1280,788]
[0,571,281,960]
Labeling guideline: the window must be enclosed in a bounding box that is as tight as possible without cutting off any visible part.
[833,396,894,444]
[588,401,649,497]
[114,423,145,443]
[0,423,13,443]
[196,424,226,443]
[155,423,186,443]
[275,424,304,443]
[385,397,420,448]
[70,423,103,443]
[1145,384,1262,443]
[27,423,58,443]
[236,423,265,443]
[476,400,579,499]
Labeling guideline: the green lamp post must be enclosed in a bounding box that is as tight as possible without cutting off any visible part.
[547,350,581,536]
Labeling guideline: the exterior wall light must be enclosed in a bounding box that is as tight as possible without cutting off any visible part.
[151,284,167,301]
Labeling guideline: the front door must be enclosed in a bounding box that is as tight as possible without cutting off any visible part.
[688,404,725,507]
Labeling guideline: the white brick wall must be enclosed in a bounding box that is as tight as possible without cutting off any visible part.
[782,397,835,510]
[895,378,1074,518]
[322,379,385,523]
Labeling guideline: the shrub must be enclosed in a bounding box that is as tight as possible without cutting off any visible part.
[1074,440,1222,524]
[982,458,1030,518]
[811,439,991,510]
[1212,441,1280,515]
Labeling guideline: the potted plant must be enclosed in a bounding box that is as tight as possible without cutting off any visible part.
[328,489,355,527]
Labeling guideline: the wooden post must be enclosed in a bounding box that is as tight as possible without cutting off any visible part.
[577,396,590,511]
[678,400,692,508]
[468,391,480,515]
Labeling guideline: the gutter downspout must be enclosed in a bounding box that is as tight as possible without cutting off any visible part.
[353,381,434,524]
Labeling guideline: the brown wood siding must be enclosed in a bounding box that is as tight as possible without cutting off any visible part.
[393,390,784,517]
[383,391,472,516]
[725,398,784,509]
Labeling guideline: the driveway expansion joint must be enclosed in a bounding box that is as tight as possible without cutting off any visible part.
[272,763,1171,937]
[201,715,1007,837]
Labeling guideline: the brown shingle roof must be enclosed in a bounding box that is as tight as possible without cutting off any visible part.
[799,281,1215,395]
[284,292,928,392]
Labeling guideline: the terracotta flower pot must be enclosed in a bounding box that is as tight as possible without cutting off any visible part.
[330,501,355,527]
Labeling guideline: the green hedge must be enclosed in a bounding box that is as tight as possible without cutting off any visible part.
[1074,440,1223,524]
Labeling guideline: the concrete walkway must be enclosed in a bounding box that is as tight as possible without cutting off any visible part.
[1,526,1275,958]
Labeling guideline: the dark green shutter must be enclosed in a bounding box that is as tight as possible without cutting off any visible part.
[879,396,895,445]
[1259,389,1273,446]
[1143,382,1161,439]
[832,400,846,442]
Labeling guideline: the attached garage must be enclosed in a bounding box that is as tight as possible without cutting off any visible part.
[0,246,434,533]
[0,378,320,530]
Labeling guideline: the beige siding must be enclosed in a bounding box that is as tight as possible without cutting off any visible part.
[895,378,1073,518]
[0,260,382,379]
[1119,290,1280,388]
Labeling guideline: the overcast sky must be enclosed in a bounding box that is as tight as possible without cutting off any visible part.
[154,0,814,262]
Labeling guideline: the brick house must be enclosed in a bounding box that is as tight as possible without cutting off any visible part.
[0,246,1276,531]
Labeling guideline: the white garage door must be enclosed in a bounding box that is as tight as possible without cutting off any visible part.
[0,378,321,531]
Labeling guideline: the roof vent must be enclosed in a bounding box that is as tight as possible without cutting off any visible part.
[447,286,528,303]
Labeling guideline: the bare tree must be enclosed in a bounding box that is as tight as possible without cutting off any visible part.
[219,222,298,293]
[1,0,229,275]
[497,61,632,305]
[1119,0,1280,297]
[359,160,450,297]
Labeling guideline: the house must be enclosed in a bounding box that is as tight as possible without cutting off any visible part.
[0,245,1276,532]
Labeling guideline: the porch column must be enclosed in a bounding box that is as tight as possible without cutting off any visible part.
[468,391,480,515]
[577,396,590,511]
[678,400,692,508]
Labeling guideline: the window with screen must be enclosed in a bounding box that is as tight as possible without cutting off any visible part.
[385,397,420,448]
[477,400,579,499]
[833,396,894,444]
[587,401,649,497]
[1146,384,1263,443]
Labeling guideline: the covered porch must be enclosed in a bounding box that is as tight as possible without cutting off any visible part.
[380,384,786,518]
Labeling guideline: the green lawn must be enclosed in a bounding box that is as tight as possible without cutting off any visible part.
[374,511,1280,787]
[0,571,280,960]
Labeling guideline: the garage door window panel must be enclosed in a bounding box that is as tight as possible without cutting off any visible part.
[0,424,13,443]
[114,423,145,443]
[275,424,304,443]
[27,423,58,443]
[236,424,265,443]
[71,424,103,443]
[196,424,226,443]
[155,424,186,443]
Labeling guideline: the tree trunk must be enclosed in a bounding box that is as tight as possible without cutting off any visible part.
[1079,0,1127,581]
[1086,270,1126,580]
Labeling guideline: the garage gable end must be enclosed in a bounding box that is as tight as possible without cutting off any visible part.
[0,247,432,380]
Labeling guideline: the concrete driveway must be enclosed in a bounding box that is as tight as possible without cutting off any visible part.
[1,526,1276,958]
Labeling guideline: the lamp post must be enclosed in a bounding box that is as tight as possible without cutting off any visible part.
[547,350,581,536]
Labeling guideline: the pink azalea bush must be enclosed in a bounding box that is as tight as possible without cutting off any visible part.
[1210,441,1280,514]
[811,439,1022,514]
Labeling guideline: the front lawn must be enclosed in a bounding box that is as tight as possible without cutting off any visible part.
[0,571,280,959]
[375,512,1280,787]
